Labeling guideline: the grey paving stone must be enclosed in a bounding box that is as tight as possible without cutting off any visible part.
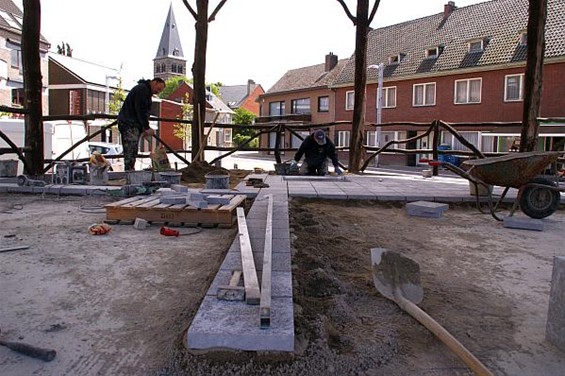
[221,248,291,272]
[503,216,545,231]
[207,270,292,298]
[406,201,449,218]
[186,296,294,351]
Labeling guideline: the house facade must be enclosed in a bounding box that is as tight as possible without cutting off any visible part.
[260,0,565,166]
[160,81,234,151]
[219,79,265,116]
[0,0,50,115]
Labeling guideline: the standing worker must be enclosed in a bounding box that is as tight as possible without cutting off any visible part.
[117,78,166,171]
[292,129,343,176]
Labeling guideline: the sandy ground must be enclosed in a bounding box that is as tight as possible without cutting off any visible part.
[1,193,564,375]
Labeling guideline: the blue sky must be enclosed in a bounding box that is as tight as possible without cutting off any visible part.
[16,0,488,90]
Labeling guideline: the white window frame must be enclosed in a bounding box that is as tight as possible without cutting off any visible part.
[337,131,350,147]
[412,82,436,107]
[504,74,524,102]
[345,91,355,111]
[426,47,439,58]
[454,78,482,104]
[365,131,377,147]
[468,39,484,53]
[382,86,397,108]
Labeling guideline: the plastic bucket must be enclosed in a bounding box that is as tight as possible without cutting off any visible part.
[0,160,18,177]
[205,170,230,189]
[158,172,182,185]
[126,171,152,184]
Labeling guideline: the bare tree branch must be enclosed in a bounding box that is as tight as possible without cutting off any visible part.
[208,0,228,22]
[336,0,356,25]
[182,0,198,20]
[368,0,381,24]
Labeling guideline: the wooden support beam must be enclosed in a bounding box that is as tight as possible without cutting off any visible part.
[216,269,245,301]
[260,195,274,328]
[236,207,261,305]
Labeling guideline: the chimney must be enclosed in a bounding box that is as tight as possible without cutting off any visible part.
[444,1,456,19]
[325,52,338,72]
[247,79,255,95]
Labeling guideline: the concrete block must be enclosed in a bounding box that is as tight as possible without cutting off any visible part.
[186,296,294,351]
[171,184,188,192]
[187,200,208,208]
[159,196,187,205]
[546,256,565,351]
[503,216,544,231]
[406,200,449,218]
[205,195,231,205]
[208,270,293,298]
[220,250,291,273]
[133,218,148,230]
[157,188,175,195]
[188,192,207,201]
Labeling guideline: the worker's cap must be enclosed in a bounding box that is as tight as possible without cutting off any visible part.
[313,130,326,145]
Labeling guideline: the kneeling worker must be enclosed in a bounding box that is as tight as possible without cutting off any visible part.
[292,129,343,176]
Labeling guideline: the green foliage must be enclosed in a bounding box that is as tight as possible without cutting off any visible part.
[232,108,258,147]
[108,77,126,115]
[160,76,190,99]
[56,41,73,57]
[173,93,193,149]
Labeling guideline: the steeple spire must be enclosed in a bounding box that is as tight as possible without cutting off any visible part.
[153,3,187,80]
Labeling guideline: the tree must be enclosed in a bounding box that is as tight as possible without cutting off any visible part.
[232,107,258,147]
[520,0,547,152]
[160,75,189,99]
[337,0,381,173]
[181,0,229,162]
[108,78,126,115]
[173,93,194,151]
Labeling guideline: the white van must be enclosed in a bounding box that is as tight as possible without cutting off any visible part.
[0,119,89,175]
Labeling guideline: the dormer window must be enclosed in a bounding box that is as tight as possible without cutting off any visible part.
[519,31,527,46]
[426,47,440,58]
[468,39,484,53]
[388,53,405,65]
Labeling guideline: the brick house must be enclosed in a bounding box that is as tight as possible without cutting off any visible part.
[257,52,347,156]
[260,0,565,166]
[219,79,265,116]
[0,0,49,115]
[160,81,234,151]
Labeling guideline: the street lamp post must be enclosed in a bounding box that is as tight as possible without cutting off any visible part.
[105,75,119,115]
[368,63,384,167]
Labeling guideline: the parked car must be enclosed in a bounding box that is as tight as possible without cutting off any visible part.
[87,142,124,171]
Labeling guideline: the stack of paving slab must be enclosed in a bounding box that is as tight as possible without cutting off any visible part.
[158,185,232,208]
[186,175,295,352]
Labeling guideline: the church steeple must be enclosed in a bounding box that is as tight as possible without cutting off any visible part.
[153,3,186,80]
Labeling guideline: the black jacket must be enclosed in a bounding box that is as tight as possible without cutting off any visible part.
[117,79,153,132]
[294,135,339,167]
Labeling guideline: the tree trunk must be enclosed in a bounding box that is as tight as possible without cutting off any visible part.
[22,0,43,176]
[191,0,209,162]
[348,0,369,173]
[520,0,547,152]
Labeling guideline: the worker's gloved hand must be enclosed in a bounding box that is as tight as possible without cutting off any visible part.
[334,166,343,175]
[290,160,298,168]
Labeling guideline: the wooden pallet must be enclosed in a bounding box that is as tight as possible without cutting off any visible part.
[104,194,246,227]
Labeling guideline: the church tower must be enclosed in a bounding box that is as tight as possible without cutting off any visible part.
[153,3,186,81]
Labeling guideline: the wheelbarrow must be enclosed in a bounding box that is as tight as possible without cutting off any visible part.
[428,151,564,221]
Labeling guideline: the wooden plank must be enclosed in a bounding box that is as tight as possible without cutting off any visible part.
[136,199,162,209]
[218,195,246,211]
[259,194,273,328]
[236,207,260,305]
[217,270,245,301]
[106,206,235,224]
[123,196,157,208]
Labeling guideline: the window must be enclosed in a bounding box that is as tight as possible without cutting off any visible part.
[388,53,405,65]
[345,91,354,111]
[11,88,24,107]
[519,31,527,46]
[337,131,350,147]
[413,83,436,106]
[69,90,81,115]
[505,74,524,101]
[426,47,439,58]
[365,131,377,147]
[382,87,397,108]
[381,131,396,148]
[161,63,165,72]
[224,129,232,143]
[10,48,21,69]
[178,65,183,74]
[155,65,160,74]
[87,90,105,114]
[468,40,483,53]
[454,78,481,104]
[291,98,310,114]
[318,96,329,112]
[292,131,310,148]
[269,101,285,116]
[171,64,177,73]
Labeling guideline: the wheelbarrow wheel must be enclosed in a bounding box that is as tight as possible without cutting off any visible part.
[519,177,561,219]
